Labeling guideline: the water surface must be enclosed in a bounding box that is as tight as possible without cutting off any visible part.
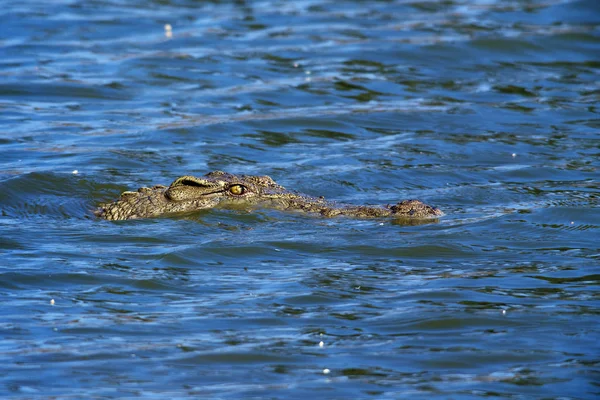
[1,0,599,398]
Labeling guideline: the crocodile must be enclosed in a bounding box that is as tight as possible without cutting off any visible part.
[96,171,443,221]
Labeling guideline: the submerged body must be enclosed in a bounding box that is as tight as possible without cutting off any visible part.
[96,171,443,221]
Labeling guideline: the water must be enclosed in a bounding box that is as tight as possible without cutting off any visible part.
[1,0,599,398]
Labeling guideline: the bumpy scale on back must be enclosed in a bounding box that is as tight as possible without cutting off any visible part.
[96,171,444,221]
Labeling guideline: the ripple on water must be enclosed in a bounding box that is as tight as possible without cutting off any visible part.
[1,0,599,398]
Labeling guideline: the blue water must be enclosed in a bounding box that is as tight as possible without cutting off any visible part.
[1,0,599,398]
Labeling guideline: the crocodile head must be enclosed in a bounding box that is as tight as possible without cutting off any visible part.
[96,170,443,221]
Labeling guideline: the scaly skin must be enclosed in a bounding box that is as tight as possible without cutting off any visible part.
[96,171,443,221]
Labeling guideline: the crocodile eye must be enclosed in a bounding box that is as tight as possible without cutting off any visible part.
[229,184,246,196]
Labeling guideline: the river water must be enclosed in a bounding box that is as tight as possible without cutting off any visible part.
[1,0,599,398]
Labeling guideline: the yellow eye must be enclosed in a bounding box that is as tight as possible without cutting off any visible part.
[229,184,246,195]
